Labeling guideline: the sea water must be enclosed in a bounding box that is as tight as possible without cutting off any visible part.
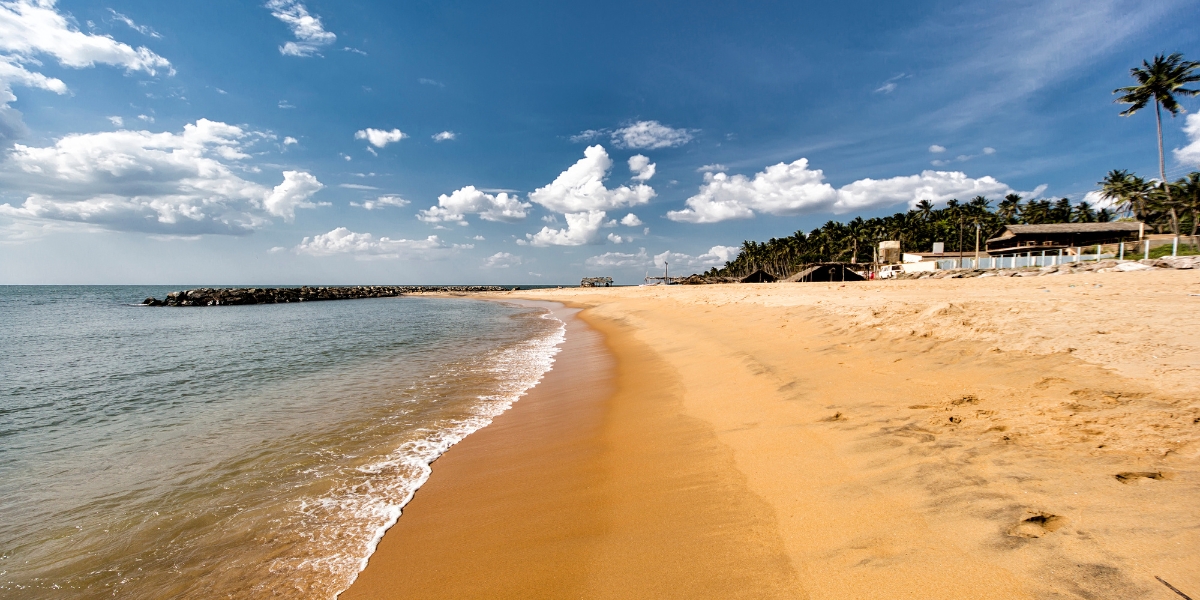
[0,286,564,598]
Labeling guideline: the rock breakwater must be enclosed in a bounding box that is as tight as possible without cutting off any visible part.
[142,285,511,306]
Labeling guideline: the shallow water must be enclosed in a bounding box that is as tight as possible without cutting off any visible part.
[0,286,563,598]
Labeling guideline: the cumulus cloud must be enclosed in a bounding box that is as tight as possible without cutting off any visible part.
[418,185,530,224]
[528,145,655,213]
[0,0,171,144]
[351,195,408,210]
[266,0,336,57]
[263,170,324,221]
[612,120,693,149]
[432,130,456,142]
[0,119,324,234]
[619,213,642,227]
[355,128,406,148]
[666,158,1012,223]
[585,247,650,268]
[607,232,626,243]
[697,164,727,173]
[628,154,655,181]
[523,210,607,246]
[653,246,739,271]
[294,227,454,259]
[283,136,298,146]
[482,251,521,268]
[929,145,946,153]
[1175,114,1200,167]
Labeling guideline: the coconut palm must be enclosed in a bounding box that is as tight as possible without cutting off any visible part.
[1114,53,1200,235]
[997,194,1021,224]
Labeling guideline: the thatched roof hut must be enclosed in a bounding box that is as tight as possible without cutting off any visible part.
[739,269,778,283]
[784,263,866,282]
[985,222,1143,254]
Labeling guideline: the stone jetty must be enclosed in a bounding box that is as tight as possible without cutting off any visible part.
[142,285,511,306]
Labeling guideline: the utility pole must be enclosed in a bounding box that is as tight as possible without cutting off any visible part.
[958,217,964,268]
[974,222,981,266]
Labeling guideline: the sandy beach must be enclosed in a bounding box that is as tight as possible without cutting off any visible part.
[346,270,1200,599]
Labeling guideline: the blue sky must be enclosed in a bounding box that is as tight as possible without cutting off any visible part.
[1,0,1198,284]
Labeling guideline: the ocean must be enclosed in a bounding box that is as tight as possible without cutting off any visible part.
[0,286,564,598]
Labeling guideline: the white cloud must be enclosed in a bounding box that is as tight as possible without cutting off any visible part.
[432,130,456,142]
[283,136,298,146]
[528,145,655,213]
[619,213,642,227]
[108,9,160,39]
[667,158,1012,223]
[351,195,409,210]
[0,119,323,234]
[696,164,727,173]
[418,78,444,87]
[354,128,406,148]
[482,252,521,268]
[262,170,323,221]
[628,154,655,181]
[874,73,908,94]
[107,116,123,127]
[523,210,607,246]
[472,235,484,240]
[339,183,377,190]
[419,185,530,224]
[982,147,996,155]
[612,120,693,149]
[0,0,171,143]
[278,100,295,109]
[0,0,171,74]
[929,144,946,153]
[295,227,452,259]
[1174,114,1200,167]
[607,232,626,243]
[266,0,335,57]
[653,246,738,271]
[570,129,606,143]
[585,247,650,268]
[137,114,153,123]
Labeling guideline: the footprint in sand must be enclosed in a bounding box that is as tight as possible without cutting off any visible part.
[1008,511,1067,538]
[1114,471,1171,484]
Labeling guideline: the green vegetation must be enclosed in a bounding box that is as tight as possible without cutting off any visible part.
[1146,243,1199,259]
[708,53,1200,279]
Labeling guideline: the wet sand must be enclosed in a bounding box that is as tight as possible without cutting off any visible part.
[346,271,1200,599]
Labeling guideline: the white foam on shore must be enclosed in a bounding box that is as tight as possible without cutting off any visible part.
[319,307,567,599]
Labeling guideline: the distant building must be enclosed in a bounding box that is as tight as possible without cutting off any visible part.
[985,222,1144,255]
[580,277,613,287]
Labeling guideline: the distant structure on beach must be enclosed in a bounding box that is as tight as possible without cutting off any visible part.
[580,277,613,287]
[785,264,866,282]
[985,222,1144,255]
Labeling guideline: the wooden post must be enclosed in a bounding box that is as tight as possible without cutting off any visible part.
[1119,242,1125,261]
[1173,237,1179,257]
[1144,240,1150,260]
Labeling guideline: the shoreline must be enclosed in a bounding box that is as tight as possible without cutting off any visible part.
[344,271,1200,598]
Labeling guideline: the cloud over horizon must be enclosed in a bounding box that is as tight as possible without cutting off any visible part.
[0,119,324,234]
[295,227,461,259]
[667,158,1013,223]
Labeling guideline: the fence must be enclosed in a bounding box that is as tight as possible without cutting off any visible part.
[933,251,1118,271]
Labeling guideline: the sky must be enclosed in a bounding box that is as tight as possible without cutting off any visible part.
[1,0,1198,285]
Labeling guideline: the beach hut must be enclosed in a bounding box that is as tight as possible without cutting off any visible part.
[739,269,778,283]
[985,222,1143,255]
[784,263,866,282]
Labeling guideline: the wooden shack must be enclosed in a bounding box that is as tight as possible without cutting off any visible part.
[985,222,1143,255]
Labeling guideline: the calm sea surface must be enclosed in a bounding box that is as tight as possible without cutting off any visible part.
[0,286,563,598]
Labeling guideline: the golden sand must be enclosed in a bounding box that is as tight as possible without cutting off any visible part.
[346,271,1200,599]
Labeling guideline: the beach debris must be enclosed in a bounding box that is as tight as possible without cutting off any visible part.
[1156,576,1195,600]
[141,285,508,306]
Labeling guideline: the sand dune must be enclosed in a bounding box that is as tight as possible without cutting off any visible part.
[347,270,1199,599]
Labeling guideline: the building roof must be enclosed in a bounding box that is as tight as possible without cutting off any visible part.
[987,222,1142,242]
[1003,222,1142,234]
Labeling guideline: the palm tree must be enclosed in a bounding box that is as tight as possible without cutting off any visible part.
[1114,53,1200,234]
[997,194,1021,223]
[916,199,934,221]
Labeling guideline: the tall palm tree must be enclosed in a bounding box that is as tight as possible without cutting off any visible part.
[1114,52,1200,231]
[997,194,1021,223]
